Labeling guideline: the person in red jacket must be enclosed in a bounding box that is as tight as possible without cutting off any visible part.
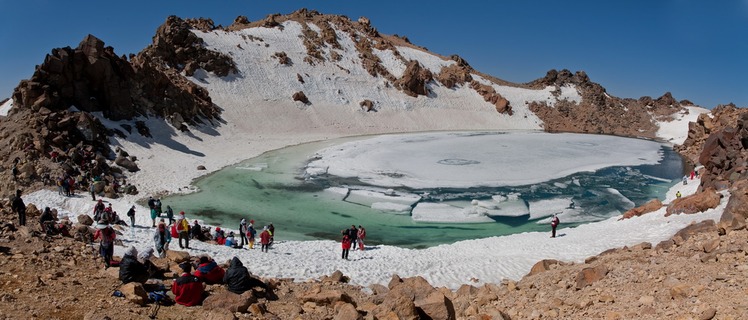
[193,256,226,285]
[259,226,271,253]
[341,234,352,260]
[172,262,204,306]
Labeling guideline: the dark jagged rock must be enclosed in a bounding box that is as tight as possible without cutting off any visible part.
[395,61,433,97]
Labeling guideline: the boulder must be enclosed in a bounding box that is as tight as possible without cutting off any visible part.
[115,156,139,172]
[203,290,255,313]
[165,250,191,263]
[292,91,310,104]
[619,199,662,220]
[719,180,748,232]
[25,204,40,217]
[395,60,433,97]
[526,259,560,277]
[78,214,94,226]
[673,220,717,241]
[575,265,609,290]
[300,289,350,305]
[322,270,347,283]
[375,290,419,320]
[334,302,362,320]
[197,165,207,170]
[359,100,375,112]
[665,188,721,216]
[414,290,455,320]
[120,282,148,306]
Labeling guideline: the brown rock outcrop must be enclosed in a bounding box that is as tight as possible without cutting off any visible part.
[526,259,560,277]
[528,69,684,138]
[469,80,513,115]
[436,64,473,89]
[203,290,255,313]
[359,100,375,112]
[665,188,721,216]
[620,199,663,220]
[293,91,310,104]
[395,61,433,97]
[575,264,609,290]
[719,180,748,232]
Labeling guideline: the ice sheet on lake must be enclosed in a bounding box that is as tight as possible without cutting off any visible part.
[528,197,574,220]
[412,203,496,223]
[345,189,422,207]
[306,132,665,189]
[371,202,413,214]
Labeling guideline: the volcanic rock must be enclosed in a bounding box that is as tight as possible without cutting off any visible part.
[665,188,721,216]
[620,199,663,220]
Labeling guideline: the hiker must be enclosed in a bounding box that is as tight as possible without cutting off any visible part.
[11,189,26,226]
[193,256,226,285]
[119,246,148,284]
[223,257,267,294]
[154,220,171,258]
[682,175,688,185]
[154,198,163,216]
[40,207,56,234]
[225,231,239,248]
[89,181,96,201]
[165,205,175,226]
[345,225,358,251]
[214,227,226,245]
[93,199,105,222]
[176,211,190,249]
[126,205,136,227]
[268,223,275,246]
[191,220,205,241]
[550,214,560,238]
[239,219,249,247]
[341,232,352,260]
[676,191,682,199]
[93,220,116,268]
[148,196,157,227]
[259,226,271,253]
[11,164,18,181]
[172,262,205,306]
[247,224,257,249]
[357,225,366,251]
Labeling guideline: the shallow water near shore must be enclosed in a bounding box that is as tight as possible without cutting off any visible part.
[163,132,686,248]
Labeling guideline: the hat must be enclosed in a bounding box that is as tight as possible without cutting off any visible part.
[199,256,209,264]
[124,246,138,257]
[241,219,246,225]
[179,261,192,273]
[229,231,235,236]
[96,220,109,229]
[216,227,221,231]
[250,219,254,224]
[263,226,268,231]
[179,211,185,216]
[138,248,154,263]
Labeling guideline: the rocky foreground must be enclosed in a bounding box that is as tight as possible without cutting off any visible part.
[1,195,747,320]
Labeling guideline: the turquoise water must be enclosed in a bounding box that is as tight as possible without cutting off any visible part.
[163,133,685,248]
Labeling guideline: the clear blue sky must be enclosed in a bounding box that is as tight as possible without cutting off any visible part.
[1,0,746,108]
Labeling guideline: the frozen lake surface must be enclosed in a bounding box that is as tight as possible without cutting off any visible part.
[164,131,685,248]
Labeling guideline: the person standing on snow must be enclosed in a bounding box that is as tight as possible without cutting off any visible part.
[341,233,352,260]
[259,226,271,253]
[550,214,560,238]
[165,205,175,226]
[126,205,136,227]
[247,224,257,249]
[176,212,190,249]
[148,196,157,227]
[154,220,171,258]
[239,219,249,247]
[347,225,358,250]
[357,225,366,251]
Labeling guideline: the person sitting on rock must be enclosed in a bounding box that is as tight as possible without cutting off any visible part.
[39,207,56,235]
[119,246,149,284]
[223,257,267,294]
[193,255,226,285]
[172,261,205,306]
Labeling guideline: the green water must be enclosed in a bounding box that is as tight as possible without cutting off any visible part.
[163,133,685,248]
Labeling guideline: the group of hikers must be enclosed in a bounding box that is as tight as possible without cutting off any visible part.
[340,224,366,260]
[116,245,267,306]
